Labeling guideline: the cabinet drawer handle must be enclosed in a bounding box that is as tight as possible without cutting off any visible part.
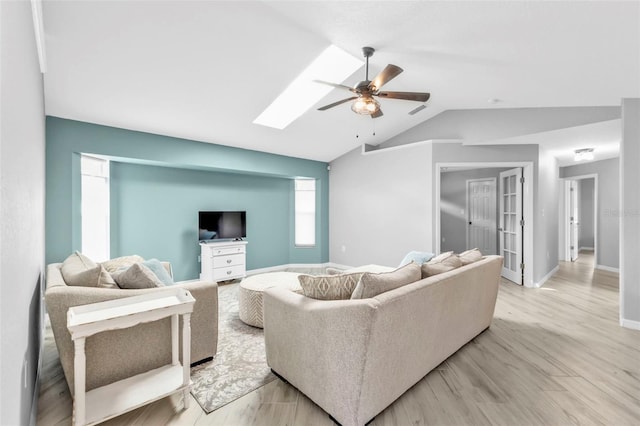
[227,270,232,275]
[227,259,232,264]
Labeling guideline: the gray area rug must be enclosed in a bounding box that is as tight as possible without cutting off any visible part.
[190,283,276,413]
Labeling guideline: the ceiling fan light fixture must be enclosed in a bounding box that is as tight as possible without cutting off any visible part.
[574,148,594,162]
[351,96,380,115]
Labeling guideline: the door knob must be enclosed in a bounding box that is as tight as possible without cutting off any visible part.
[498,227,503,231]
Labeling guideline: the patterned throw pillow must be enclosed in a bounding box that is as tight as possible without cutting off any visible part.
[61,251,118,289]
[350,262,422,299]
[421,252,463,278]
[112,263,165,289]
[298,273,364,300]
[459,248,483,265]
[100,255,145,274]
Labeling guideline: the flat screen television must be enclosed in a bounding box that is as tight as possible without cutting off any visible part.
[199,211,246,242]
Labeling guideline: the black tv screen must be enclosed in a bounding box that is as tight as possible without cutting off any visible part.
[199,211,246,241]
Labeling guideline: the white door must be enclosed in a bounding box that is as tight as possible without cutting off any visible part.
[467,179,497,254]
[569,180,580,262]
[499,168,523,284]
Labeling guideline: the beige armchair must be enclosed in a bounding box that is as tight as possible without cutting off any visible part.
[45,262,218,394]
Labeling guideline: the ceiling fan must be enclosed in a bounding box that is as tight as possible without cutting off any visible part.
[315,46,430,118]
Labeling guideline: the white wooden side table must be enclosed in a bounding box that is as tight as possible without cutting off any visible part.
[67,288,195,426]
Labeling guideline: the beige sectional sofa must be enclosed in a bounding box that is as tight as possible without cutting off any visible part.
[45,262,218,394]
[263,255,503,426]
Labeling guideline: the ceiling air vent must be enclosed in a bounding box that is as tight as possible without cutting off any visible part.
[408,104,427,115]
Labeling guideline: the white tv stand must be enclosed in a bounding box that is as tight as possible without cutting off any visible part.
[200,240,247,282]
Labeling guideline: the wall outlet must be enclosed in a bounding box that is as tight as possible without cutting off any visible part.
[442,237,446,243]
[341,245,346,253]
[198,255,201,263]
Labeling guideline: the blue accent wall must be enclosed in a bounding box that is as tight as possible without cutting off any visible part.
[46,117,329,278]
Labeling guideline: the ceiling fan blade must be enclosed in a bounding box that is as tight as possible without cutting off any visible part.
[377,91,430,102]
[313,80,356,92]
[317,96,358,111]
[371,108,384,119]
[369,64,403,91]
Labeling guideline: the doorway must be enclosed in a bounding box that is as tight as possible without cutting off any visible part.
[436,162,534,287]
[467,178,497,255]
[561,175,597,267]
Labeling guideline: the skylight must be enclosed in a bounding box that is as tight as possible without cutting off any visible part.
[253,45,363,130]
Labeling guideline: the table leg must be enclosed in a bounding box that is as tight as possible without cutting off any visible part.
[182,313,191,409]
[73,337,86,426]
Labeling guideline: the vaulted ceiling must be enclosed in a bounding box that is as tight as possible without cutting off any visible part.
[42,1,640,162]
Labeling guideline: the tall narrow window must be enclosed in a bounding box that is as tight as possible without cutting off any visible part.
[295,178,316,247]
[81,154,110,261]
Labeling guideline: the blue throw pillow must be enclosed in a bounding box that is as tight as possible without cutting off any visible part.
[142,259,175,286]
[399,251,435,267]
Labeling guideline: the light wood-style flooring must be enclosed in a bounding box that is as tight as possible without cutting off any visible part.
[36,252,640,425]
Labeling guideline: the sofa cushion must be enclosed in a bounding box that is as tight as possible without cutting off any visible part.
[113,263,165,289]
[61,251,118,289]
[421,251,463,278]
[298,273,363,300]
[399,250,435,267]
[459,248,483,265]
[100,254,145,274]
[351,262,421,299]
[142,259,175,286]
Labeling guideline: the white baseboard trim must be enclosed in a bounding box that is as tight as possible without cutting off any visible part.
[620,318,640,331]
[247,262,339,276]
[533,265,559,288]
[596,264,619,273]
[579,246,594,251]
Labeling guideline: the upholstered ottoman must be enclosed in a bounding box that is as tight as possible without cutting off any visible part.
[239,272,302,328]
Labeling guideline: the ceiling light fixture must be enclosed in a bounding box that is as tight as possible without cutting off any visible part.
[574,148,594,162]
[351,95,380,115]
[253,45,363,130]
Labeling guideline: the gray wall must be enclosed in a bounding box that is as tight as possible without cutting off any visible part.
[621,98,640,326]
[536,147,560,283]
[560,158,620,269]
[329,141,561,285]
[579,178,595,249]
[329,143,433,267]
[381,107,621,148]
[440,168,509,254]
[329,141,561,286]
[0,1,46,424]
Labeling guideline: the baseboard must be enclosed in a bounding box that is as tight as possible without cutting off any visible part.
[579,246,594,251]
[247,262,338,275]
[620,318,640,331]
[596,264,619,273]
[533,265,559,288]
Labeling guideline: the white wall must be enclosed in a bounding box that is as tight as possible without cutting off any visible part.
[560,158,619,269]
[329,143,433,267]
[620,98,640,328]
[0,1,46,425]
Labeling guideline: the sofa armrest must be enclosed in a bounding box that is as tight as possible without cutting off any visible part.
[45,265,218,394]
[263,287,379,426]
[172,280,218,363]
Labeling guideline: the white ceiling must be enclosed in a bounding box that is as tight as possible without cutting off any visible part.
[42,1,640,162]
